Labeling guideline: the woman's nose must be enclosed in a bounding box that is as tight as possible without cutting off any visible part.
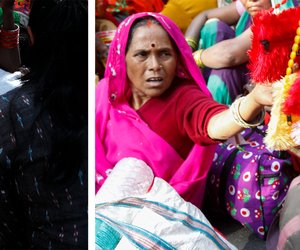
[149,55,161,71]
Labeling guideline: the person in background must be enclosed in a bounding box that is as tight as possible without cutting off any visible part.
[0,0,22,94]
[185,0,297,105]
[0,0,21,73]
[0,0,88,248]
[96,12,272,209]
[95,0,165,80]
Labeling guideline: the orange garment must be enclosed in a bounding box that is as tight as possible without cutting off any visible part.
[161,0,217,33]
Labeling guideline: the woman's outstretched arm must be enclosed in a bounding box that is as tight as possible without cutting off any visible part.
[207,84,273,140]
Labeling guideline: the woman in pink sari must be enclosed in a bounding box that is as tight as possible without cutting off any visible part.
[96,12,272,208]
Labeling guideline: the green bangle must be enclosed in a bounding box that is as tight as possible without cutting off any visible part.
[185,37,198,52]
[193,49,205,68]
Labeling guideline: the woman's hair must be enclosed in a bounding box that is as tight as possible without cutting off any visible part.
[126,17,161,52]
[14,0,88,183]
[126,16,179,57]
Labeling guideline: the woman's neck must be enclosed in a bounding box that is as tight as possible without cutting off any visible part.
[130,94,151,110]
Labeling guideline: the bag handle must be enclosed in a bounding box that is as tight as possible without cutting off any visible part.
[218,148,240,211]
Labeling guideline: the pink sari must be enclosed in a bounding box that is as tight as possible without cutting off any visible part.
[96,12,216,208]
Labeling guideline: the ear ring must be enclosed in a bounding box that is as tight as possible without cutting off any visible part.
[159,65,163,68]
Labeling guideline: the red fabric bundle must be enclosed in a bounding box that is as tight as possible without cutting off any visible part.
[248,7,300,84]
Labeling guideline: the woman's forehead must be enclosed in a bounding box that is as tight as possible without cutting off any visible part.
[128,24,173,48]
[131,23,167,38]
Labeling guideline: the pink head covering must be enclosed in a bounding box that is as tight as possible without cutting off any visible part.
[96,12,216,208]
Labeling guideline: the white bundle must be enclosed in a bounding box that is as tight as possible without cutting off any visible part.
[95,157,154,203]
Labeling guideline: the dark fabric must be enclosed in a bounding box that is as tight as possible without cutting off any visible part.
[137,78,227,159]
[0,88,88,249]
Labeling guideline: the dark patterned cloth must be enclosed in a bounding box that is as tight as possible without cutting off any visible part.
[0,87,88,249]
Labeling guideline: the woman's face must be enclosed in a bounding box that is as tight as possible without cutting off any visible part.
[125,23,178,109]
[246,0,272,16]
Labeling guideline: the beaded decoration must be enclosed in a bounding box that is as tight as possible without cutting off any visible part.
[285,22,300,78]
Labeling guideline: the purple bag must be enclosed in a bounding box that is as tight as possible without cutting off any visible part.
[207,125,296,239]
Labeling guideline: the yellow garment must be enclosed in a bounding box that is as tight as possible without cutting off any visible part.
[264,73,300,150]
[161,0,217,33]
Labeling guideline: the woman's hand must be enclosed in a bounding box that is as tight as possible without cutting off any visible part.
[208,84,272,141]
[249,83,273,107]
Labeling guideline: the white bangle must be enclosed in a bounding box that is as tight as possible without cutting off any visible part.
[230,96,265,128]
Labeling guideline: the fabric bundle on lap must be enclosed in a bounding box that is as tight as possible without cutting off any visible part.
[95,158,237,250]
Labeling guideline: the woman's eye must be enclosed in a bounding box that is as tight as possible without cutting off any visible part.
[160,51,172,58]
[135,52,147,58]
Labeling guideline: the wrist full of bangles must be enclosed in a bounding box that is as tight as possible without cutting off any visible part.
[0,24,20,49]
[230,96,265,128]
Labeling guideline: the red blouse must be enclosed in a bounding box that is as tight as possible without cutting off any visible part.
[137,78,228,159]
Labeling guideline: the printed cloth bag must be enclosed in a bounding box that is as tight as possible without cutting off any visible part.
[207,125,296,239]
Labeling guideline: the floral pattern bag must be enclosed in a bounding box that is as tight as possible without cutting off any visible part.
[207,125,296,239]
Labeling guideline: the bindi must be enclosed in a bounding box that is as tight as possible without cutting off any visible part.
[151,43,155,48]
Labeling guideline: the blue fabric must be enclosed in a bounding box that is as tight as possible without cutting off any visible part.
[95,218,121,249]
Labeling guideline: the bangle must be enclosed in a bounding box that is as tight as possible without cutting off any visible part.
[193,49,205,68]
[230,96,265,128]
[185,37,198,52]
[0,24,20,49]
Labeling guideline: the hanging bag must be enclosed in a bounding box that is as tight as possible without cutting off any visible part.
[206,125,296,239]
